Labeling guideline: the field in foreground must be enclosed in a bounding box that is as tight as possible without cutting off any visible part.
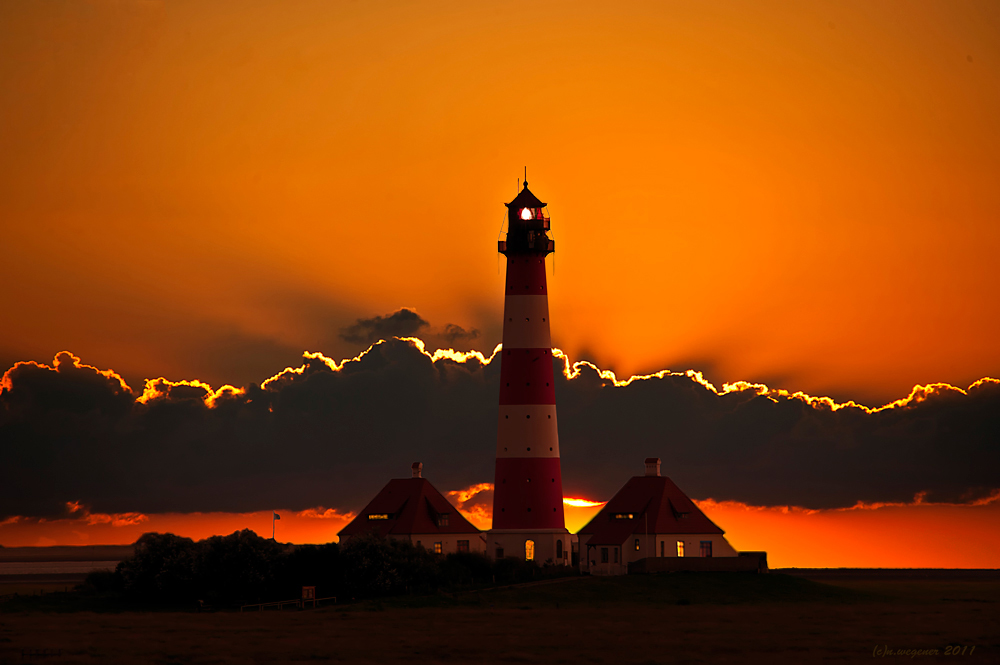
[0,572,996,664]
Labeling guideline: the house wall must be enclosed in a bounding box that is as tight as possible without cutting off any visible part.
[487,530,575,565]
[582,543,627,576]
[389,533,487,554]
[580,533,739,575]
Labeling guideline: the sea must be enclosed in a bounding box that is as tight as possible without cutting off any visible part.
[0,561,119,575]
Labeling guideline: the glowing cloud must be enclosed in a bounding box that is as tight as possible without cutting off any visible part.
[563,498,607,508]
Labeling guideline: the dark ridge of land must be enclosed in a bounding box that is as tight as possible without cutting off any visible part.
[777,568,1000,580]
[0,572,888,615]
[0,572,996,664]
[0,545,134,562]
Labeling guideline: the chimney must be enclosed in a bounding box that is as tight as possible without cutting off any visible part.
[411,462,423,479]
[644,458,661,477]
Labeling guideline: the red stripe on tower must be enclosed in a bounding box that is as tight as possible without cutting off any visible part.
[489,179,571,563]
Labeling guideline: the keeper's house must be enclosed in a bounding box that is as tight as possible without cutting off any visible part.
[578,458,766,575]
[338,463,485,555]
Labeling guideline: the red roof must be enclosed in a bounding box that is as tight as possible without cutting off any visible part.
[578,476,724,546]
[338,478,481,538]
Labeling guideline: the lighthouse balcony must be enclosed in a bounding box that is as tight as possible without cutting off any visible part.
[499,238,554,255]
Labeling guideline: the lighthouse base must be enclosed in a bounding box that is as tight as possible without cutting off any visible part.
[486,529,577,566]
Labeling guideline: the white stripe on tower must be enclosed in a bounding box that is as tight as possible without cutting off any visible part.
[496,405,560,458]
[501,295,551,349]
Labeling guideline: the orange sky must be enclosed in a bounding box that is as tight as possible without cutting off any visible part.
[2,1,999,404]
[2,2,998,567]
[4,487,998,568]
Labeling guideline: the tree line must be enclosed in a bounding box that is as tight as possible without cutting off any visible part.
[85,530,564,606]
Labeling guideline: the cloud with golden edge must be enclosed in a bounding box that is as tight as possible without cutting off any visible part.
[446,483,494,504]
[1,351,132,395]
[58,500,149,527]
[550,348,999,414]
[256,336,999,417]
[296,507,356,520]
[694,488,1000,516]
[563,498,608,508]
[138,377,245,408]
[18,340,991,419]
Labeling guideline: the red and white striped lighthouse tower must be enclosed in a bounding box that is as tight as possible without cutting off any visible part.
[488,179,571,565]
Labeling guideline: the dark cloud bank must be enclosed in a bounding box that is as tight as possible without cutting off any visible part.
[339,308,430,345]
[1,342,998,520]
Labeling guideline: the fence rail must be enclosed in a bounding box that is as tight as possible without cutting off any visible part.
[240,596,336,612]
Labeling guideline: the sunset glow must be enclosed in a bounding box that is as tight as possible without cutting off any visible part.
[2,1,998,577]
[2,1,997,406]
[3,489,997,569]
[563,498,608,508]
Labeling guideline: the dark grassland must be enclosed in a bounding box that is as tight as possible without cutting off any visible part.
[1,571,996,664]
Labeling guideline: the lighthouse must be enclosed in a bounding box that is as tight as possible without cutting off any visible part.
[489,179,572,565]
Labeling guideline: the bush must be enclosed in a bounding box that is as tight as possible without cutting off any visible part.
[441,552,493,588]
[117,532,199,603]
[105,530,561,606]
[339,532,439,597]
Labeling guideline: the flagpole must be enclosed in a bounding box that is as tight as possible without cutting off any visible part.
[272,512,275,541]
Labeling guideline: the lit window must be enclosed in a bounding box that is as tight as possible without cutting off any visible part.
[458,540,469,553]
[520,208,532,220]
[611,513,634,520]
[700,541,713,558]
[368,513,391,520]
[433,542,442,555]
[634,538,640,551]
[525,539,535,561]
[677,540,685,557]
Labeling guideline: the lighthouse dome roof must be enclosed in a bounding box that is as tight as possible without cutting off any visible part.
[505,183,546,209]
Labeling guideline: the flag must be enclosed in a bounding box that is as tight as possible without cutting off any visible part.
[273,512,281,520]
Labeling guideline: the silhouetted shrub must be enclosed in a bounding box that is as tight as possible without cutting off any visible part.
[340,532,439,597]
[441,551,493,588]
[106,530,570,606]
[117,532,198,602]
[197,529,285,604]
[274,543,343,600]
